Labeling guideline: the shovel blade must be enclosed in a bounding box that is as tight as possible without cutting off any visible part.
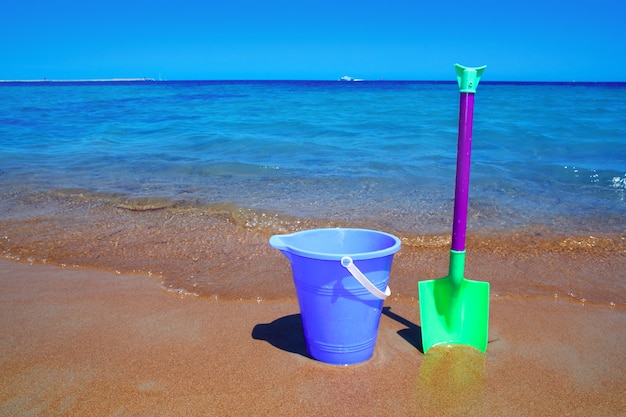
[418,277,490,353]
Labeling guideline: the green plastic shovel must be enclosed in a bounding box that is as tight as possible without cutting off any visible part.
[418,64,490,353]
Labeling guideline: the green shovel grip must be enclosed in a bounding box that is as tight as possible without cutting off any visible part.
[455,64,487,93]
[448,249,466,287]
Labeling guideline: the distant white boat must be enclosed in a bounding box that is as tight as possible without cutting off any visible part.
[338,75,364,82]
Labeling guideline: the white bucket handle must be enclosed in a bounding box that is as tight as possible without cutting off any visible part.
[340,256,391,300]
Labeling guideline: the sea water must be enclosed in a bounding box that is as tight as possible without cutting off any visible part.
[0,80,624,303]
[1,80,624,233]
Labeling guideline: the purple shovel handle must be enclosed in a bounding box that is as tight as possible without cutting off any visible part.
[451,92,475,252]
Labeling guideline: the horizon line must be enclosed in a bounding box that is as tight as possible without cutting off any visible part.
[1,78,625,84]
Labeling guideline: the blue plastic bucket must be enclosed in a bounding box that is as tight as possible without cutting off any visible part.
[269,228,401,365]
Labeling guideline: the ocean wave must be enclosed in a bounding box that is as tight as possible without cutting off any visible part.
[0,188,623,306]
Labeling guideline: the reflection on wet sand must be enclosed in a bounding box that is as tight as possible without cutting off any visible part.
[418,345,486,414]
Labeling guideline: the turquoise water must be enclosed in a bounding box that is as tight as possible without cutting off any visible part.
[1,80,624,234]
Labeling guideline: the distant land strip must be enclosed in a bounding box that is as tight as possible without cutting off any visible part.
[0,78,156,83]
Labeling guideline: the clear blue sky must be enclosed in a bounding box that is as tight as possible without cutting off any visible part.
[2,0,624,81]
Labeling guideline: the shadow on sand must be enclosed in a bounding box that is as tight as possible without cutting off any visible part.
[251,314,310,358]
[382,306,424,353]
[252,307,424,357]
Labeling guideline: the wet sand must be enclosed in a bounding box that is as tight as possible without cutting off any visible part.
[1,260,625,416]
[1,190,624,305]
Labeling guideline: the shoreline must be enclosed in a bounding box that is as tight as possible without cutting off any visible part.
[0,190,624,306]
[1,259,625,416]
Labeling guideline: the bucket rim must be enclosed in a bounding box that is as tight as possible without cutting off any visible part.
[269,227,401,261]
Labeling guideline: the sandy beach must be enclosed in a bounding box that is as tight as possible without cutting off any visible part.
[1,259,625,416]
[1,191,625,416]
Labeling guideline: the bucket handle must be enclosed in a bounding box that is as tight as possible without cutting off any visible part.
[341,256,391,300]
